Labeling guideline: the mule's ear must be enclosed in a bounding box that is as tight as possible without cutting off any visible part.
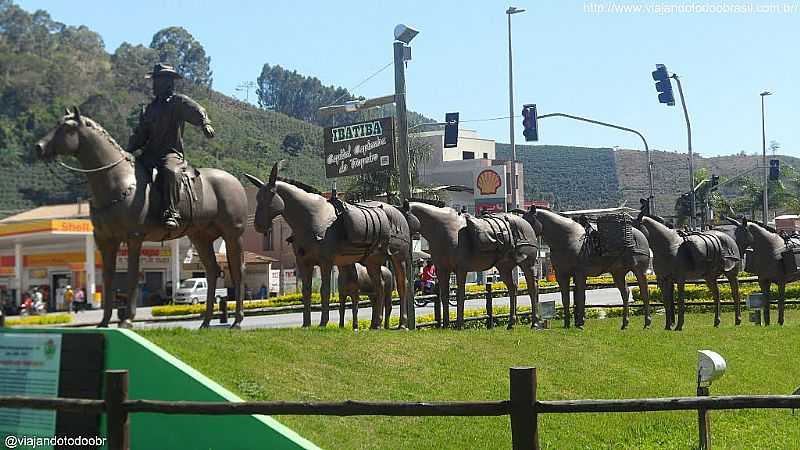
[723,216,741,227]
[72,105,82,122]
[402,199,409,211]
[268,160,283,186]
[243,173,265,189]
[65,107,71,116]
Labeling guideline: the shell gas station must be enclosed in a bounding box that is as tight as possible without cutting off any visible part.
[0,203,182,312]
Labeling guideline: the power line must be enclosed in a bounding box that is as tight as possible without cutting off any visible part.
[326,61,394,107]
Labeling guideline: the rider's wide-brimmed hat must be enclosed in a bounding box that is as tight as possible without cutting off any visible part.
[145,63,183,79]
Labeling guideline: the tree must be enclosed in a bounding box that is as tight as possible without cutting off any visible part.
[149,26,212,87]
[112,42,158,93]
[281,133,304,156]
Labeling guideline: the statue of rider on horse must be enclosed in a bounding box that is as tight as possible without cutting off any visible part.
[127,63,216,229]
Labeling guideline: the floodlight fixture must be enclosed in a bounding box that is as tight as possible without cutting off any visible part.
[697,350,726,387]
[394,24,419,44]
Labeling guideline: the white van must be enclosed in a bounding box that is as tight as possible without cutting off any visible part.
[172,278,227,305]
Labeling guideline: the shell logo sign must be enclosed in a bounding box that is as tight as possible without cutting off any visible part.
[476,169,502,195]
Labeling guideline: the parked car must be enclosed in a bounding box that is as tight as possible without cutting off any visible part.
[172,278,227,305]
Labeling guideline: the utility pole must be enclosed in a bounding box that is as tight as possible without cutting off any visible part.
[394,25,418,329]
[672,74,695,229]
[236,81,255,103]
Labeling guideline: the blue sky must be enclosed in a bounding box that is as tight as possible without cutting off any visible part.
[18,0,799,157]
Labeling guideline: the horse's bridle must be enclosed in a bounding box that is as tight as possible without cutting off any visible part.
[57,154,130,173]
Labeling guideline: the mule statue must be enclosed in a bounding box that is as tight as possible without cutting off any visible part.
[35,109,248,328]
[406,201,539,329]
[246,162,413,329]
[337,263,395,329]
[722,217,799,325]
[635,205,741,330]
[522,206,651,330]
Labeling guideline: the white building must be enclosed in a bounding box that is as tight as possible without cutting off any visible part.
[414,128,523,213]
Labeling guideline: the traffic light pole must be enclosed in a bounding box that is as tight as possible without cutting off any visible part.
[761,93,769,225]
[536,112,655,213]
[671,74,695,229]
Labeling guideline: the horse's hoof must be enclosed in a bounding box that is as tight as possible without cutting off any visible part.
[119,319,133,329]
[229,323,242,330]
[735,318,742,326]
[97,322,109,329]
[199,321,210,329]
[621,323,628,330]
[575,325,584,330]
[644,318,652,329]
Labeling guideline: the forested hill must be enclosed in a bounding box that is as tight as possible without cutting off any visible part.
[495,144,622,211]
[0,1,433,218]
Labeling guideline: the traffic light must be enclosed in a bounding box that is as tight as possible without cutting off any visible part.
[522,104,538,142]
[651,64,675,106]
[770,159,780,180]
[444,112,459,148]
[711,175,719,187]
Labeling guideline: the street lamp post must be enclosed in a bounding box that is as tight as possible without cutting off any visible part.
[506,6,525,211]
[761,90,772,225]
[394,24,418,329]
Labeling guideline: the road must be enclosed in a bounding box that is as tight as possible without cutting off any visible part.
[137,287,629,330]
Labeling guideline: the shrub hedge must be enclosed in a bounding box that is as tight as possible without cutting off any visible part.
[5,314,73,327]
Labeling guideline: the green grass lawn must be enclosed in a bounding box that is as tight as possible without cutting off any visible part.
[140,311,800,450]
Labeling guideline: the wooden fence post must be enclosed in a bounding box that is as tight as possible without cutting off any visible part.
[510,367,538,450]
[697,385,711,449]
[105,370,130,450]
[485,282,494,329]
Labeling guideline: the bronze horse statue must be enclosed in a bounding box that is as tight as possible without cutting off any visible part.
[522,206,651,330]
[337,263,394,329]
[35,109,248,328]
[722,217,798,325]
[406,202,539,329]
[635,208,741,330]
[246,162,412,329]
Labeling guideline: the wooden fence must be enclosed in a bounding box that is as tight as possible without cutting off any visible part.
[2,368,799,450]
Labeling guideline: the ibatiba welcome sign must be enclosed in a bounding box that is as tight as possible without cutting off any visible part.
[324,117,395,178]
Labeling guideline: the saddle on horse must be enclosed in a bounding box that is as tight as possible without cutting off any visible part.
[140,158,203,229]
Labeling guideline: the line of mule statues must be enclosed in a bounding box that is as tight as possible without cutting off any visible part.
[33,112,799,330]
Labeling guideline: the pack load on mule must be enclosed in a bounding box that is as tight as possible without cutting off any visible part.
[464,211,538,259]
[678,230,740,274]
[576,213,635,259]
[333,198,396,250]
[780,234,800,274]
[597,214,635,255]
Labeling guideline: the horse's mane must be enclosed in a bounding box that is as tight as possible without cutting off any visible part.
[276,176,322,195]
[751,219,779,234]
[81,116,131,157]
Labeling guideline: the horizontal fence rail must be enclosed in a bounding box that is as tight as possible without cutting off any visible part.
[2,369,800,449]
[123,399,512,416]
